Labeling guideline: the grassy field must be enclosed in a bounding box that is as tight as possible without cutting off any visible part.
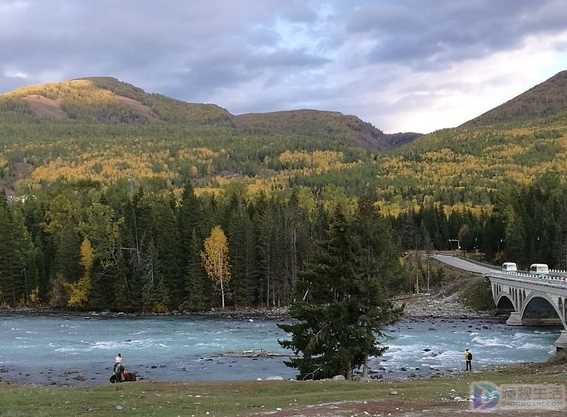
[1,364,566,417]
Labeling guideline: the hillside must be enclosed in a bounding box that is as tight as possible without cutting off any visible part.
[366,69,567,215]
[462,70,567,127]
[0,77,233,125]
[1,72,567,217]
[0,77,418,151]
[235,110,421,151]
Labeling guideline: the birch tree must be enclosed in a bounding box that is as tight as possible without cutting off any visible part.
[202,226,231,309]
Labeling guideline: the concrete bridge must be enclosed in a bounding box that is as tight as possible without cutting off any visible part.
[433,255,567,350]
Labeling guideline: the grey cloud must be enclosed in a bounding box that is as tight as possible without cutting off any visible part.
[0,0,328,97]
[347,0,565,68]
[1,0,567,132]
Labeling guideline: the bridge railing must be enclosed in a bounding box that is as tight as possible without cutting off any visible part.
[500,270,567,285]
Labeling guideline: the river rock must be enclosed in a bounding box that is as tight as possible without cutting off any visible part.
[332,375,345,380]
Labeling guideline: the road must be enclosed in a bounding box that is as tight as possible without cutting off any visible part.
[432,254,499,275]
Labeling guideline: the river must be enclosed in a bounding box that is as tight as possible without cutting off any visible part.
[0,314,560,385]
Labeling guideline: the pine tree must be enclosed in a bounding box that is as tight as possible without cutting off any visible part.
[183,230,208,311]
[0,203,22,305]
[279,208,402,380]
[55,223,82,283]
[152,199,183,309]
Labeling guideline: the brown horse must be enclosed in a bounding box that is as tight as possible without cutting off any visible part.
[123,370,137,381]
[110,369,137,383]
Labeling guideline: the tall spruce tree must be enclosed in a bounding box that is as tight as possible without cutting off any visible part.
[153,198,183,309]
[279,208,401,380]
[183,230,208,311]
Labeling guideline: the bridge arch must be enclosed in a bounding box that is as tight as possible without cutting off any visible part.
[520,293,566,329]
[495,294,515,312]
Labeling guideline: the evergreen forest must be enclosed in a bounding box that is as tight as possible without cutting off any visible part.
[2,74,567,310]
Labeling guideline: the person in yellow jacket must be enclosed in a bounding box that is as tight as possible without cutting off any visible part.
[464,348,472,371]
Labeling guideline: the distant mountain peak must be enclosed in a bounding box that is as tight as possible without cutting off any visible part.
[462,70,567,128]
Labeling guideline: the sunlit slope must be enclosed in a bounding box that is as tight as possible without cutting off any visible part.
[0,77,233,125]
[0,77,419,150]
[463,70,567,128]
[368,70,567,214]
[3,72,567,216]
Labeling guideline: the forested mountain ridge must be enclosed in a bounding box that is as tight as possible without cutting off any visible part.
[234,110,422,151]
[462,70,567,128]
[1,72,567,216]
[0,77,234,125]
[0,77,417,151]
[370,69,567,215]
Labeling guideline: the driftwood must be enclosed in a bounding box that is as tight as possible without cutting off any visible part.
[222,349,287,358]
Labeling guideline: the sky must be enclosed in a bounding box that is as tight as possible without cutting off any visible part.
[1,0,567,133]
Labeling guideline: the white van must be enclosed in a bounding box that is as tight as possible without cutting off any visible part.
[529,263,549,274]
[501,262,517,272]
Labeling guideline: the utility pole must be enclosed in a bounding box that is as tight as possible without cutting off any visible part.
[426,256,430,294]
[415,234,420,294]
[415,263,420,294]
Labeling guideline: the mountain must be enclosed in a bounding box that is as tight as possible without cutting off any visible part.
[7,72,566,217]
[371,69,567,216]
[235,110,421,151]
[0,77,233,125]
[0,77,419,151]
[462,70,567,127]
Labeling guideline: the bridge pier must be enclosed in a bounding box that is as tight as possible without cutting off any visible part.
[555,331,567,351]
[505,312,524,326]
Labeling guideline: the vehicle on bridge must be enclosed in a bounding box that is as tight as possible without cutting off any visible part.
[501,262,517,272]
[529,263,549,274]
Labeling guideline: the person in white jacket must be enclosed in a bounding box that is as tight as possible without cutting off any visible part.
[113,353,124,380]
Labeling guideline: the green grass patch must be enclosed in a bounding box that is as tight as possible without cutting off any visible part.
[1,366,566,417]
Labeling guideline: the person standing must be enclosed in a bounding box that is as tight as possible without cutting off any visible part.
[114,353,124,381]
[464,348,472,371]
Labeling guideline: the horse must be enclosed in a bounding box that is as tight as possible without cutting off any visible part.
[110,369,137,383]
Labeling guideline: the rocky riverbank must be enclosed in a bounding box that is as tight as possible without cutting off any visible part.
[1,292,492,322]
[0,306,290,321]
[400,293,496,319]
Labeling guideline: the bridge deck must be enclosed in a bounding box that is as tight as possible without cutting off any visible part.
[433,255,567,287]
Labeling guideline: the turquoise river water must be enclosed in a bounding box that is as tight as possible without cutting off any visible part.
[0,315,560,385]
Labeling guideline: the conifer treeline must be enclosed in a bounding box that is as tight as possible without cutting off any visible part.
[1,174,566,309]
[0,182,401,310]
[395,174,567,268]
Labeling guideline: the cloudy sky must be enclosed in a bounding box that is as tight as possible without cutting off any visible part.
[1,0,567,133]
